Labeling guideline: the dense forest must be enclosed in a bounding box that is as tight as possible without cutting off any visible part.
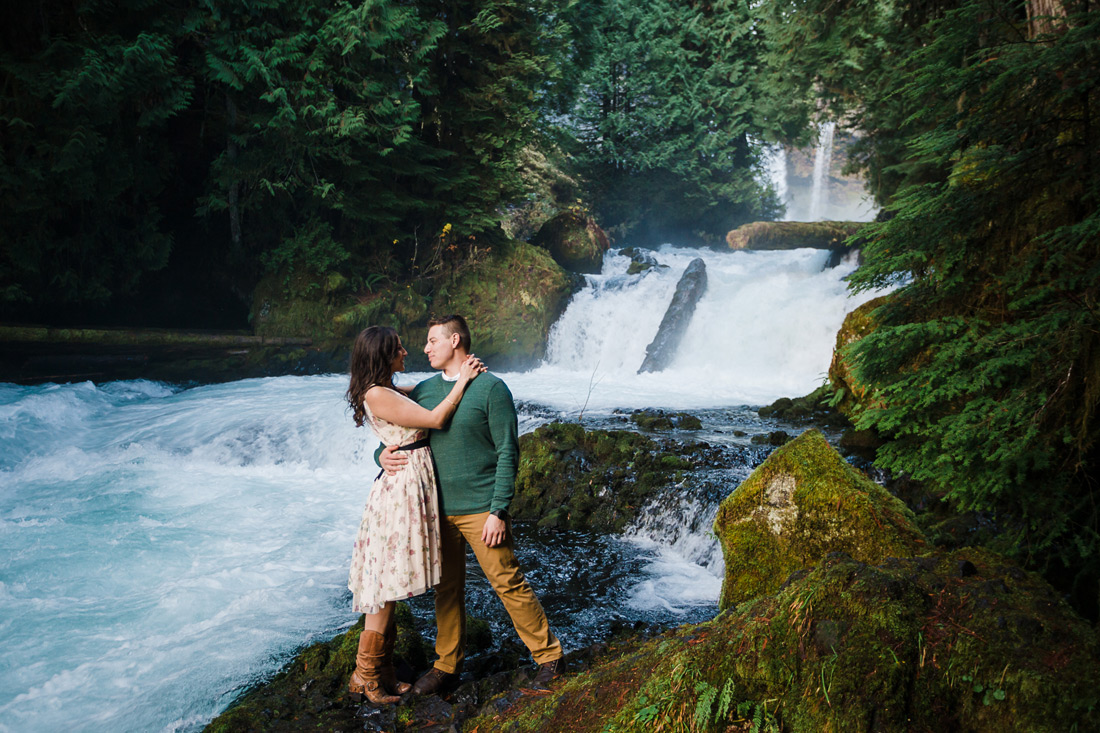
[2,0,1099,614]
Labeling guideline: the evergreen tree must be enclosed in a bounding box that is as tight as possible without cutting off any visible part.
[0,1,192,309]
[845,0,1100,612]
[567,0,784,245]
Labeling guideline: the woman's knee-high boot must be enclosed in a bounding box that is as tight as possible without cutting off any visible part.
[381,614,412,695]
[348,629,401,704]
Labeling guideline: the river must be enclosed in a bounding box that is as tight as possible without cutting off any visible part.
[0,245,886,732]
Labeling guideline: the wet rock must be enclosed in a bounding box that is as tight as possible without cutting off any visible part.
[621,408,702,431]
[531,208,610,274]
[828,295,889,420]
[714,429,926,609]
[464,550,1100,733]
[638,258,708,373]
[758,385,850,429]
[512,422,697,533]
[751,430,792,446]
[619,247,664,275]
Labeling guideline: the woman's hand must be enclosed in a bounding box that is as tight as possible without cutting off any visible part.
[459,354,485,382]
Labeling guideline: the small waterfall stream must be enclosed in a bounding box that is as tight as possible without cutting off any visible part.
[809,121,837,220]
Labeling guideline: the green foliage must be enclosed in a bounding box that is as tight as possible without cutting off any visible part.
[0,1,191,306]
[1,0,547,320]
[844,0,1100,606]
[564,0,787,244]
[757,0,960,203]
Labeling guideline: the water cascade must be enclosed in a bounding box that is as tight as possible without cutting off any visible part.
[762,145,790,218]
[808,121,837,221]
[0,246,890,732]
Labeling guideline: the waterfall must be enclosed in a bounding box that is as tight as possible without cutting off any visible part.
[503,245,889,412]
[808,121,836,221]
[762,145,789,217]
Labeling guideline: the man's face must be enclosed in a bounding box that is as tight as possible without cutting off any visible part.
[424,325,457,369]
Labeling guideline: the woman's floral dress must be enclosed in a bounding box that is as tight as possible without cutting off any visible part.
[348,388,442,614]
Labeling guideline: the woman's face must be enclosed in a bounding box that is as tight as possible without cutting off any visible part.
[390,341,408,373]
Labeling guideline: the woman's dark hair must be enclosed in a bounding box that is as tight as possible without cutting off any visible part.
[346,326,403,427]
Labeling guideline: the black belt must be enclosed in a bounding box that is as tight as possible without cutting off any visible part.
[396,437,430,452]
[375,437,430,480]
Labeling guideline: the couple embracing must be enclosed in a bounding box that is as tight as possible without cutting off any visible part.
[343,314,564,705]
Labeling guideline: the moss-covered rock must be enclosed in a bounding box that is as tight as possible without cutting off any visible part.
[205,604,427,733]
[430,239,574,369]
[251,236,573,371]
[499,144,583,243]
[624,408,702,431]
[512,422,695,533]
[725,220,863,251]
[465,549,1100,733]
[531,207,610,274]
[714,429,926,609]
[828,294,888,420]
[758,384,850,428]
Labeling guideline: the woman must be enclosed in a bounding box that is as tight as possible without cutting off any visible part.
[344,326,482,704]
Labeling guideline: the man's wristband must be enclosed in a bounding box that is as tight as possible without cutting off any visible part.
[490,509,509,521]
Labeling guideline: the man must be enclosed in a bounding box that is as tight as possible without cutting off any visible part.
[378,314,564,694]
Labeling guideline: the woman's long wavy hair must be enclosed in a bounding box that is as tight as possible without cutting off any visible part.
[346,326,403,427]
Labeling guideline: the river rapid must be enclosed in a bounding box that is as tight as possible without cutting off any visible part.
[0,246,886,732]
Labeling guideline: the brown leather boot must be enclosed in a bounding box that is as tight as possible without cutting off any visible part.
[348,629,401,705]
[380,614,412,695]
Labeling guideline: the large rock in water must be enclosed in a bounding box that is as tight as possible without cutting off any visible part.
[638,257,707,373]
[466,549,1100,733]
[714,428,925,609]
[512,422,695,533]
[531,208,610,274]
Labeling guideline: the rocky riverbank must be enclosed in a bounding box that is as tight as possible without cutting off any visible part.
[202,422,1100,733]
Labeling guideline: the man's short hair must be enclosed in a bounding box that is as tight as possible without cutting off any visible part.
[429,314,472,351]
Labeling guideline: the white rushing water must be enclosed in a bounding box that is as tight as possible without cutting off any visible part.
[505,245,883,413]
[0,247,887,732]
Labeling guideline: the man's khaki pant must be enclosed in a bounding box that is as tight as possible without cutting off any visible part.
[432,512,562,674]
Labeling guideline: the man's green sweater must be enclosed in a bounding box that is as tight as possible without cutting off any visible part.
[405,372,519,516]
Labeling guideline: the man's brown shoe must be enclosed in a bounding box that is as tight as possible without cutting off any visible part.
[531,658,565,691]
[411,667,457,696]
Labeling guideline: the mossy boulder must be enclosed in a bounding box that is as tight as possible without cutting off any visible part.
[512,422,695,533]
[205,604,428,733]
[714,429,925,609]
[725,220,863,251]
[828,294,888,420]
[531,208,610,274]
[465,549,1100,733]
[758,383,850,428]
[430,239,573,369]
[624,408,702,431]
[250,237,572,371]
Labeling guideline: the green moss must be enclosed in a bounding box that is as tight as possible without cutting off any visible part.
[465,550,1100,733]
[758,384,850,428]
[530,208,610,274]
[513,422,698,533]
[204,605,424,732]
[628,409,703,431]
[431,240,573,369]
[714,429,926,610]
[828,295,889,420]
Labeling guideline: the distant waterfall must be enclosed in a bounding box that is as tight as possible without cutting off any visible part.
[763,145,789,217]
[808,121,836,221]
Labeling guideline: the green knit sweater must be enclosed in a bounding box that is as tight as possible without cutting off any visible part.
[391,372,519,516]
